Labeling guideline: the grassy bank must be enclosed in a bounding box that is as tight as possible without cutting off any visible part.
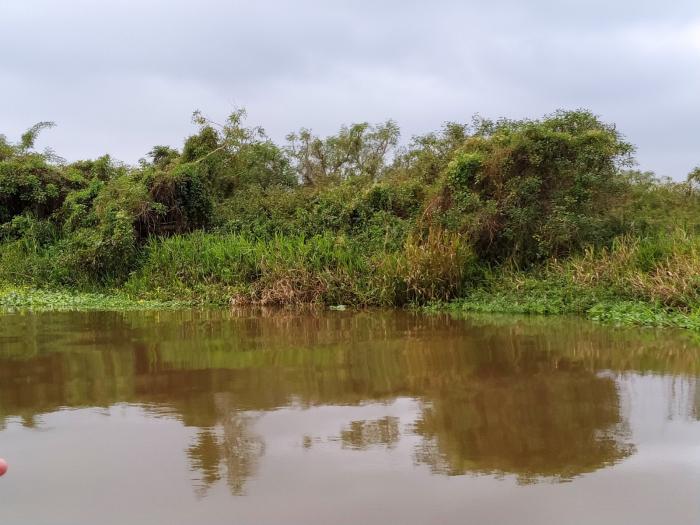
[121,228,470,307]
[436,291,700,330]
[430,231,700,329]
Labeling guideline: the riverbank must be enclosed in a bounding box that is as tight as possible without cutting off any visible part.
[3,284,700,331]
[3,110,700,326]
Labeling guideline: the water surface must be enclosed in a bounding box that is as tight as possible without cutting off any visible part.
[1,310,699,524]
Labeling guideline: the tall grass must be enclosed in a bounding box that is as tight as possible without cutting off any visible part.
[125,232,366,305]
[439,230,700,328]
[559,230,700,309]
[123,229,474,307]
[375,229,474,305]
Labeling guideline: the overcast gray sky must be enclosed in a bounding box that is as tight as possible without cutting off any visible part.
[1,0,698,178]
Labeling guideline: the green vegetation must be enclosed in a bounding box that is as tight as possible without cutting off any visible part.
[432,230,700,329]
[2,109,700,326]
[0,286,190,311]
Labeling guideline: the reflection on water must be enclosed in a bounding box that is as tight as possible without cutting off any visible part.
[187,399,265,497]
[340,416,400,450]
[1,310,700,524]
[413,371,634,483]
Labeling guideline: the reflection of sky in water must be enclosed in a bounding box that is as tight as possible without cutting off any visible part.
[618,375,700,467]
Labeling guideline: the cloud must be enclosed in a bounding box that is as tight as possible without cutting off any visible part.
[1,0,698,177]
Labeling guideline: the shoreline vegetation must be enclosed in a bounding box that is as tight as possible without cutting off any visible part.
[2,109,700,328]
[2,284,699,331]
[0,286,192,311]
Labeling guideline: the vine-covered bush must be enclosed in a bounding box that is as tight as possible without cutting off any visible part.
[428,110,634,265]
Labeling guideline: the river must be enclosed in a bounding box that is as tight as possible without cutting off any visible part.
[1,310,699,524]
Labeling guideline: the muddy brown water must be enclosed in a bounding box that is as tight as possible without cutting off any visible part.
[1,309,699,524]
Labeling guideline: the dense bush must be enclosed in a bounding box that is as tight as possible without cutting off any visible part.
[0,124,73,223]
[425,110,633,265]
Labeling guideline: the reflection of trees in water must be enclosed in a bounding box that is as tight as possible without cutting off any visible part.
[186,395,264,497]
[3,309,700,492]
[339,416,400,450]
[412,373,634,483]
[188,429,221,493]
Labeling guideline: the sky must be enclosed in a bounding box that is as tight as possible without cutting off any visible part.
[1,0,699,178]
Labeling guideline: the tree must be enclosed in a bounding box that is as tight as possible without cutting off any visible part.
[286,120,400,185]
[687,166,700,194]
